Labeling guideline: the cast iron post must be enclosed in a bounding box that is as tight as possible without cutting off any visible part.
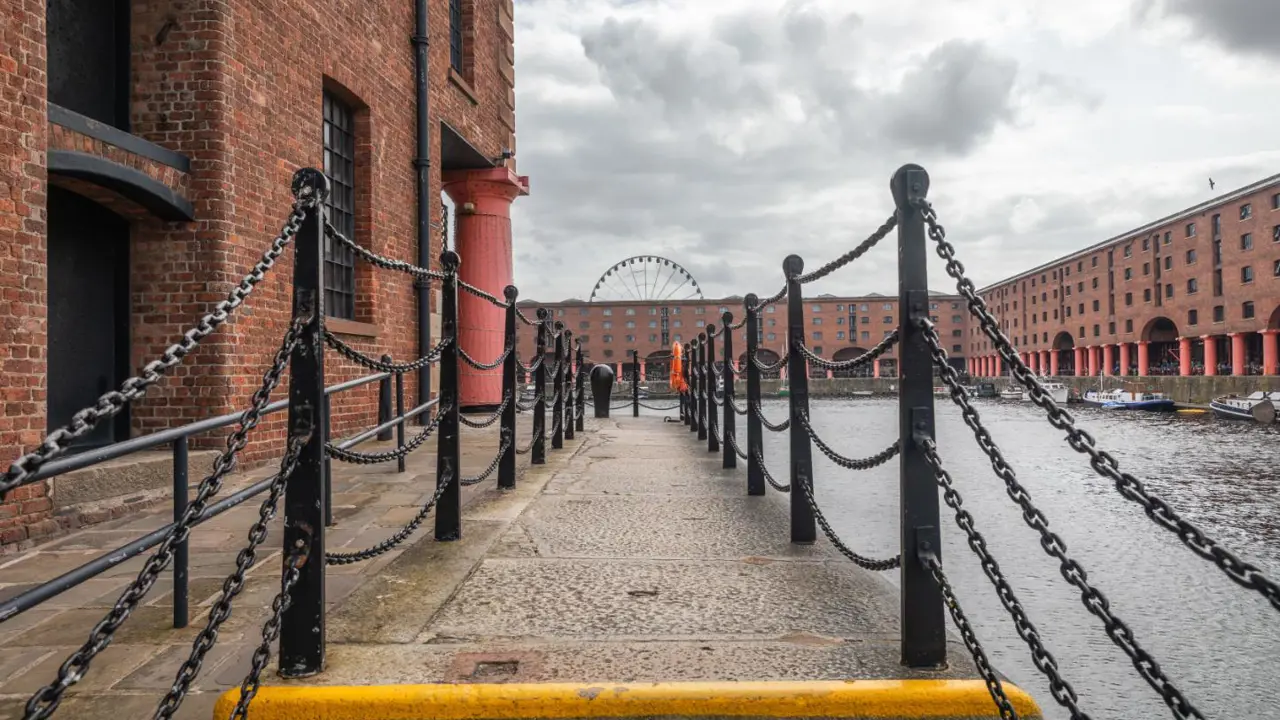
[553,322,565,449]
[564,330,575,440]
[744,296,765,495]
[499,285,518,489]
[706,326,719,453]
[784,256,816,544]
[721,312,736,469]
[574,340,585,431]
[533,308,548,464]
[434,250,462,541]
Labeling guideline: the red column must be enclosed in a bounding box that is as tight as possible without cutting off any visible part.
[1137,341,1150,377]
[443,167,531,408]
[1087,346,1098,376]
[1178,337,1192,376]
[1074,347,1085,376]
[1029,352,1039,374]
[1118,343,1130,377]
[1040,350,1050,376]
[1230,333,1246,376]
[639,360,646,381]
[826,368,833,379]
[1050,350,1059,376]
[995,355,1003,377]
[1102,344,1114,376]
[875,358,882,378]
[1202,336,1217,376]
[1262,330,1279,375]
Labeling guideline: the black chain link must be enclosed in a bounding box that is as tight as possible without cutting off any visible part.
[796,471,900,571]
[922,555,1020,720]
[638,402,680,411]
[921,440,1091,720]
[23,317,308,720]
[752,403,790,432]
[461,433,511,486]
[611,401,633,410]
[796,414,900,471]
[516,392,543,412]
[752,448,791,493]
[749,285,787,313]
[325,472,453,565]
[225,549,307,720]
[752,351,787,374]
[325,406,445,464]
[515,419,539,455]
[458,279,510,308]
[797,330,898,370]
[725,431,749,460]
[459,394,511,429]
[515,307,538,326]
[730,398,748,415]
[325,331,448,373]
[920,200,1280,617]
[459,342,513,371]
[325,221,449,280]
[516,354,543,374]
[919,320,1203,720]
[2,203,310,495]
[794,214,898,284]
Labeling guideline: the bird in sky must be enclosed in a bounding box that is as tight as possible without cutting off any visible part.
[1209,177,1216,190]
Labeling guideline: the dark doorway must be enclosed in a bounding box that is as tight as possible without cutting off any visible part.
[47,0,130,128]
[47,187,131,448]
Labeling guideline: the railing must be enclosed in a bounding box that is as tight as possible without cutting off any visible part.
[0,168,583,720]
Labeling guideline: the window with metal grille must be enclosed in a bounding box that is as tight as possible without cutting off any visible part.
[323,91,357,320]
[449,0,464,72]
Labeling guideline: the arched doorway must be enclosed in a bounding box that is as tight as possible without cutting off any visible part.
[1052,331,1075,376]
[47,187,131,448]
[831,347,872,378]
[1141,316,1180,376]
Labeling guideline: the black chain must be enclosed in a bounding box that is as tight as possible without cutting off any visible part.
[325,331,448,373]
[796,414,900,471]
[796,330,898,370]
[516,392,543,412]
[921,439,1091,720]
[752,352,786,373]
[458,279,510,308]
[794,214,898,284]
[638,402,680,411]
[920,200,1280,617]
[225,549,306,720]
[459,394,511,429]
[726,431,749,460]
[23,317,308,720]
[2,204,310,495]
[460,342,513,371]
[325,472,453,565]
[461,433,511,486]
[729,316,747,331]
[919,321,1203,720]
[515,419,539,455]
[922,554,1020,720]
[325,221,449,280]
[516,354,542,374]
[325,407,445,464]
[611,401,632,410]
[515,307,538,326]
[796,471,900,571]
[730,398,747,415]
[752,403,790,432]
[542,359,562,380]
[152,432,310,720]
[749,285,787,313]
[752,448,791,492]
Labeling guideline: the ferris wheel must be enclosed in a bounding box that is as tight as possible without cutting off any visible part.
[588,256,704,303]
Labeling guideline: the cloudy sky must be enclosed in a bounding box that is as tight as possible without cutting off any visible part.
[508,0,1280,303]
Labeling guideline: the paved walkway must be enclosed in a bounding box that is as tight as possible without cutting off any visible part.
[0,414,551,720]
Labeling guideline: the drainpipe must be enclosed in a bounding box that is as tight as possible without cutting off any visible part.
[413,0,432,410]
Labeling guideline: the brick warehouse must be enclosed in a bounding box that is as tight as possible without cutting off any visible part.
[517,293,971,382]
[968,174,1280,379]
[0,0,526,550]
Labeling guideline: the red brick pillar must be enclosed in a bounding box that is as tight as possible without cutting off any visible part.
[1178,337,1192,377]
[1028,352,1038,374]
[1230,333,1245,376]
[1075,347,1085,376]
[1118,343,1130,377]
[1202,335,1217,376]
[1087,346,1098,377]
[1040,350,1050,376]
[1261,330,1279,376]
[1050,350,1059,377]
[875,358,882,378]
[1102,344,1114,376]
[994,355,1002,377]
[1137,341,1150,377]
[639,361,646,382]
[443,168,530,408]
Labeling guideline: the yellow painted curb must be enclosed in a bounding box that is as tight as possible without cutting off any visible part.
[214,680,1041,719]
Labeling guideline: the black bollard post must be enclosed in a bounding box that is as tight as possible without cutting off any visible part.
[784,256,816,545]
[686,343,696,433]
[744,296,764,495]
[564,330,576,440]
[533,308,548,464]
[575,340,586,431]
[395,369,406,474]
[892,164,946,667]
[591,363,616,417]
[553,322,565,449]
[696,335,708,441]
[377,362,393,441]
[434,250,463,542]
[322,394,333,528]
[499,285,518,489]
[721,312,736,469]
[632,349,640,417]
[280,168,328,678]
[706,326,719,453]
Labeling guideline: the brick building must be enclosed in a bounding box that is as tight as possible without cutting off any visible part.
[968,174,1280,379]
[0,0,525,549]
[517,293,969,382]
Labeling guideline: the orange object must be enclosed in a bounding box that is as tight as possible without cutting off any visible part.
[670,342,687,392]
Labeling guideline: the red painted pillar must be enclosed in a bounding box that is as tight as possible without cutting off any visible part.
[1028,352,1038,374]
[1102,344,1114,376]
[1074,347,1085,376]
[1087,346,1098,376]
[443,167,530,408]
[1178,337,1192,377]
[1262,331,1279,375]
[1118,343,1130,377]
[1202,335,1217,376]
[826,368,833,380]
[639,360,646,382]
[1049,350,1059,377]
[994,355,1003,377]
[1040,350,1051,376]
[1230,333,1245,376]
[875,358,882,378]
[1137,341,1150,377]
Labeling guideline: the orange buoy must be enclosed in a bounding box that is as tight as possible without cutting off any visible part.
[670,342,688,393]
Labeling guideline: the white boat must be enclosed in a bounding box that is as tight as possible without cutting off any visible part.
[1082,388,1175,412]
[999,386,1022,400]
[1021,382,1069,404]
[1210,391,1280,423]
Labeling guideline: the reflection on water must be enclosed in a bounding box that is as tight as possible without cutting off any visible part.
[747,397,1280,720]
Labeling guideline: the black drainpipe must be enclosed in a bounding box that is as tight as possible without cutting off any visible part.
[413,0,432,411]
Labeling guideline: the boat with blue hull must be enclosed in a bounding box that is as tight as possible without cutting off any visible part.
[1083,388,1176,411]
[1210,390,1279,423]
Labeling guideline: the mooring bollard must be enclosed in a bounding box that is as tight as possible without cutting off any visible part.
[591,363,615,417]
[434,250,463,543]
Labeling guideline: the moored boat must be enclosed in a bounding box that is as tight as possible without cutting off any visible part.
[999,385,1022,400]
[1082,388,1175,411]
[1021,382,1069,404]
[1210,391,1279,423]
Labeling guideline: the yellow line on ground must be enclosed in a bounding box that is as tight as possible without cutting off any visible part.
[215,679,1041,719]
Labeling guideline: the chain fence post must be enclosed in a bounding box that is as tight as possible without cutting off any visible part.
[499,286,518,489]
[892,163,946,667]
[280,168,328,678]
[323,393,333,528]
[377,364,393,441]
[721,312,736,469]
[695,336,708,440]
[744,296,765,495]
[631,349,640,417]
[172,437,189,629]
[575,340,585,431]
[395,369,406,473]
[685,343,695,431]
[784,256,816,544]
[564,330,576,440]
[553,322,565,449]
[435,250,463,541]
[533,308,548,464]
[706,327,719,453]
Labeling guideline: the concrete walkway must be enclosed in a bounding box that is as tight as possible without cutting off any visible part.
[0,414,551,720]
